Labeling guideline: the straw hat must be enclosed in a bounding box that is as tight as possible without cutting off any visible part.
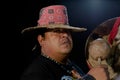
[21,5,87,34]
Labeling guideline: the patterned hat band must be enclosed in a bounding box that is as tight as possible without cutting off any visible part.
[37,5,69,26]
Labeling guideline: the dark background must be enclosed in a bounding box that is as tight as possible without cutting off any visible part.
[14,0,120,80]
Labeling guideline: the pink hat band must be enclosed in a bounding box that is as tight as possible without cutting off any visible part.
[37,5,69,26]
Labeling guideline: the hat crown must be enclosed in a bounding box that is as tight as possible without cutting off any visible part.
[37,5,69,27]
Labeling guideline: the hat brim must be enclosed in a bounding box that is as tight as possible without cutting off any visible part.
[21,24,87,34]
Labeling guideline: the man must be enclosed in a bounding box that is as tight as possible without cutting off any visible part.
[20,5,109,80]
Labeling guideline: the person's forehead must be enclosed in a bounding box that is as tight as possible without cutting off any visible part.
[91,39,105,44]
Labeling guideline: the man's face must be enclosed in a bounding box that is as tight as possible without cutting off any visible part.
[39,29,73,55]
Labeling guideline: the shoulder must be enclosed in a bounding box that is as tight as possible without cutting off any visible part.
[24,55,50,73]
[20,55,53,80]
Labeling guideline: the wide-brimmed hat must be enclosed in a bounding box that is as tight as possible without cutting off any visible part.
[21,5,87,34]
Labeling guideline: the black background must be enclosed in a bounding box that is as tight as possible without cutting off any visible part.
[10,0,120,80]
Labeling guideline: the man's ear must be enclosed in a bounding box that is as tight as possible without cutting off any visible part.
[37,35,44,46]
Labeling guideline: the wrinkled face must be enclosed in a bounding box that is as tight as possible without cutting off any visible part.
[88,38,111,60]
[38,29,73,55]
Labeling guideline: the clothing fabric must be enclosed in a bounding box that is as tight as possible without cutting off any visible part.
[20,54,95,80]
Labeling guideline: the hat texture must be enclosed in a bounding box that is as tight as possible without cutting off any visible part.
[21,5,87,34]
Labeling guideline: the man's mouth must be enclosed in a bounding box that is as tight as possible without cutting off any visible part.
[60,39,71,47]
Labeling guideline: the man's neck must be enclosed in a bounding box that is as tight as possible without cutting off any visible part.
[41,52,69,64]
